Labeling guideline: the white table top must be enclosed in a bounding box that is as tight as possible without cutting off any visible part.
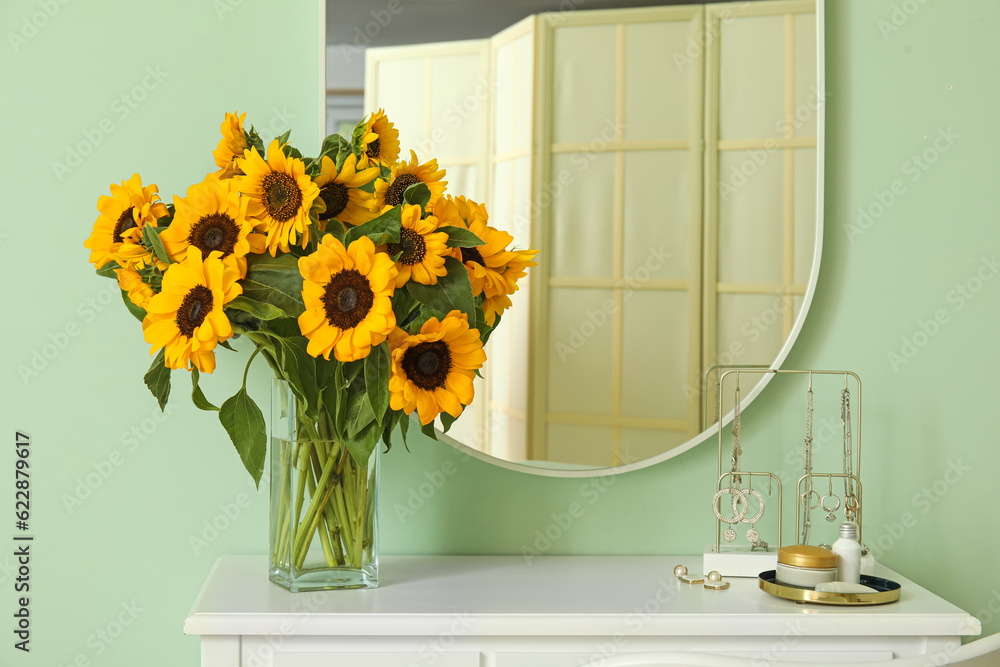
[184,555,982,639]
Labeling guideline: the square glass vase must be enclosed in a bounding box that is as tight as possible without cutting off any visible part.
[269,379,378,591]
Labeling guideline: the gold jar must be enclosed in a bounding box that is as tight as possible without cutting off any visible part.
[775,545,838,588]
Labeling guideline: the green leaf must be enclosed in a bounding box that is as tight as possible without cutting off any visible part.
[319,133,353,169]
[285,338,320,419]
[266,332,320,422]
[343,359,365,387]
[343,420,379,469]
[406,256,477,327]
[344,206,402,247]
[143,349,171,411]
[440,411,459,434]
[351,118,368,153]
[96,260,120,279]
[474,302,500,346]
[275,128,291,147]
[393,288,419,325]
[329,222,350,246]
[190,367,219,412]
[399,411,410,450]
[314,353,338,392]
[218,339,237,352]
[438,226,484,249]
[321,380,346,443]
[142,225,172,265]
[121,290,146,323]
[245,127,266,155]
[381,409,401,451]
[229,308,261,332]
[403,182,431,209]
[242,253,305,318]
[420,420,438,441]
[363,342,390,426]
[345,388,376,438]
[225,295,287,321]
[333,362,347,436]
[219,387,267,488]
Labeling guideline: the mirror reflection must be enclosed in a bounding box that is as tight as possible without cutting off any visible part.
[326,0,822,471]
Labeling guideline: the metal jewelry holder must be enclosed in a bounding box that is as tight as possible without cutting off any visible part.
[703,369,864,578]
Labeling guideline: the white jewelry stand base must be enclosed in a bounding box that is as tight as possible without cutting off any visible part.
[703,544,778,578]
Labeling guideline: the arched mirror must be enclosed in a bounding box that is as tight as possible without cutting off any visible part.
[329,0,824,475]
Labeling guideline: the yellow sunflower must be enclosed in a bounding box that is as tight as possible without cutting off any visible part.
[235,139,320,256]
[297,234,398,362]
[387,204,450,288]
[374,150,447,211]
[115,266,155,310]
[314,153,379,229]
[159,173,264,277]
[357,108,400,169]
[142,247,242,373]
[388,311,486,425]
[213,111,248,179]
[84,173,168,271]
[434,195,539,326]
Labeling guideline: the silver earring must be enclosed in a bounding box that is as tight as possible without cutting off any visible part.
[712,488,748,524]
[822,478,841,522]
[739,489,765,525]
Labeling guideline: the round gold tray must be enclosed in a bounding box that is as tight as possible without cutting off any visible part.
[758,570,901,606]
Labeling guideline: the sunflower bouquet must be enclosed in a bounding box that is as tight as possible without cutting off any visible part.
[84,110,538,587]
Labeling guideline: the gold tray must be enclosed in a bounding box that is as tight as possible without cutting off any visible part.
[758,570,901,606]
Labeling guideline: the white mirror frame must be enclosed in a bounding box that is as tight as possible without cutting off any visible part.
[434,0,826,477]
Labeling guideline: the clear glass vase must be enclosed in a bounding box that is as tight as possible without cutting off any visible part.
[269,379,378,591]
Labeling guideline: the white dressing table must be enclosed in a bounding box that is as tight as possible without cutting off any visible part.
[185,555,980,666]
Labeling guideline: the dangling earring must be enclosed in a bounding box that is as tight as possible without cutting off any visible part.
[821,476,841,523]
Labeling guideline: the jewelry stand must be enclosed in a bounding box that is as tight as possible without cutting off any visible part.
[703,369,864,578]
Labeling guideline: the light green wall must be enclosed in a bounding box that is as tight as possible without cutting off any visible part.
[0,0,323,664]
[1,1,998,665]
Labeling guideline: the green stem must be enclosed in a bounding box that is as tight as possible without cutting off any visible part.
[291,441,312,556]
[259,347,283,382]
[343,456,358,529]
[353,470,369,569]
[332,481,354,558]
[315,513,337,567]
[241,346,262,389]
[294,476,337,569]
[292,452,338,563]
[271,441,291,565]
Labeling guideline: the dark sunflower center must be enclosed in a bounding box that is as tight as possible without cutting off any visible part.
[318,182,349,221]
[384,173,420,207]
[322,269,374,329]
[366,137,381,159]
[176,285,213,338]
[261,172,303,222]
[189,213,239,256]
[402,341,452,390]
[113,207,137,244]
[461,246,485,266]
[386,228,425,266]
